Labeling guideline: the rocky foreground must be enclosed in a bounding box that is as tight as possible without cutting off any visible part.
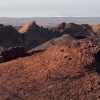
[0,40,99,100]
[0,21,100,100]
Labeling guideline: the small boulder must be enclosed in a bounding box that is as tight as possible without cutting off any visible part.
[1,46,25,61]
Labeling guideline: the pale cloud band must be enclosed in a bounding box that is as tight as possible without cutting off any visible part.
[0,0,99,17]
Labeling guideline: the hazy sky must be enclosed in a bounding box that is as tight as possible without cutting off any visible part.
[0,0,100,17]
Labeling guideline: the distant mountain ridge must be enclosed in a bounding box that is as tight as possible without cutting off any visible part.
[0,20,100,52]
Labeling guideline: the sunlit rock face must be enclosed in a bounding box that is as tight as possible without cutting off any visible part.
[18,20,53,50]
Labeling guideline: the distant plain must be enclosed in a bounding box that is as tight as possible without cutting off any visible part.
[0,17,100,28]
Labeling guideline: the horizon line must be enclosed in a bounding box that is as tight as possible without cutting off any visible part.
[0,16,100,18]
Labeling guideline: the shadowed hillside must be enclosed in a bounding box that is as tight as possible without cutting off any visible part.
[0,20,100,52]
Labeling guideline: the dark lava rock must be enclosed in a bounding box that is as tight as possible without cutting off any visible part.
[1,46,25,62]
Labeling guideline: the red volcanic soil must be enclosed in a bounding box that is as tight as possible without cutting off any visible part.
[0,40,100,100]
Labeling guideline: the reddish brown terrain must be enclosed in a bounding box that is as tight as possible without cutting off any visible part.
[0,40,100,100]
[0,21,100,100]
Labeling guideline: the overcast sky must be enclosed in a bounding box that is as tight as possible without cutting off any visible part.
[0,0,100,17]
